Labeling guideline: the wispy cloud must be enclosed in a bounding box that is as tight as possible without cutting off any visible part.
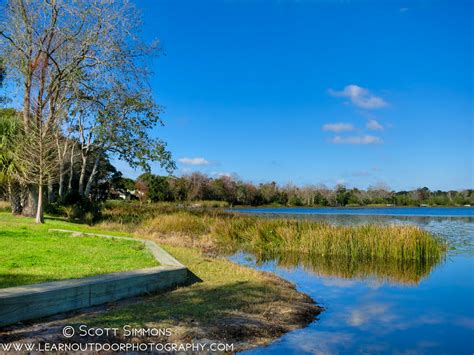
[346,303,396,327]
[400,7,409,12]
[322,122,354,132]
[211,171,239,180]
[329,85,388,109]
[366,119,384,131]
[331,135,383,145]
[216,172,232,178]
[178,157,210,166]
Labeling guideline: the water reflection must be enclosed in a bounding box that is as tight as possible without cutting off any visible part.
[234,253,474,355]
[230,214,474,354]
[254,251,444,285]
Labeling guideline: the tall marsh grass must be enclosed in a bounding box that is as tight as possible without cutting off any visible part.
[239,220,445,262]
[137,211,446,284]
[98,202,447,266]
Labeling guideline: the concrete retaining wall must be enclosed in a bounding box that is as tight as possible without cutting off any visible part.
[0,230,188,327]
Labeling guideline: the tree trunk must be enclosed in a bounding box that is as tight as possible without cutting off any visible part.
[35,183,44,224]
[66,144,75,196]
[8,180,22,215]
[58,168,64,201]
[84,154,100,197]
[23,75,31,129]
[47,177,55,202]
[21,185,38,217]
[78,154,87,196]
[56,136,68,201]
[20,75,36,217]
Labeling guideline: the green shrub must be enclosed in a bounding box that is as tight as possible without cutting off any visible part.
[84,212,95,226]
[44,202,66,216]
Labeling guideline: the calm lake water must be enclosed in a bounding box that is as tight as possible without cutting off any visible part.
[232,206,474,217]
[229,208,474,354]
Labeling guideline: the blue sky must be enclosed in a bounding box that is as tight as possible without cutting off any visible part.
[116,1,471,190]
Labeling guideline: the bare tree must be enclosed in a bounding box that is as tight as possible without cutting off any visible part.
[135,179,149,206]
[185,173,211,201]
[0,0,167,222]
[14,122,58,223]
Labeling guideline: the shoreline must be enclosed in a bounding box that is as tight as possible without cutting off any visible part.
[228,205,473,209]
[0,243,322,352]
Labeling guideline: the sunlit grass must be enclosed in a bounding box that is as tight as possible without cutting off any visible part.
[238,220,446,262]
[131,209,446,284]
[0,213,158,288]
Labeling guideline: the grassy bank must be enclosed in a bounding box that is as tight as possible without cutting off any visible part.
[69,245,320,350]
[0,210,321,350]
[0,214,158,288]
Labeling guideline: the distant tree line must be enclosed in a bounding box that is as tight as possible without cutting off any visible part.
[2,166,472,211]
[127,172,474,207]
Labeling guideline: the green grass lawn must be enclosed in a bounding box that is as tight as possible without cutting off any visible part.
[0,213,158,288]
[0,211,132,237]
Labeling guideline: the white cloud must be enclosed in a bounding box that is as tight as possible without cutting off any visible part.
[331,135,383,145]
[322,122,354,132]
[322,278,358,288]
[216,172,232,178]
[178,157,210,166]
[211,171,239,180]
[366,119,384,131]
[329,84,388,109]
[346,303,396,327]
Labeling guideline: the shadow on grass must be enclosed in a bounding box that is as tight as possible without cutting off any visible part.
[185,268,203,285]
[0,267,201,290]
[44,215,87,225]
[0,273,60,289]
